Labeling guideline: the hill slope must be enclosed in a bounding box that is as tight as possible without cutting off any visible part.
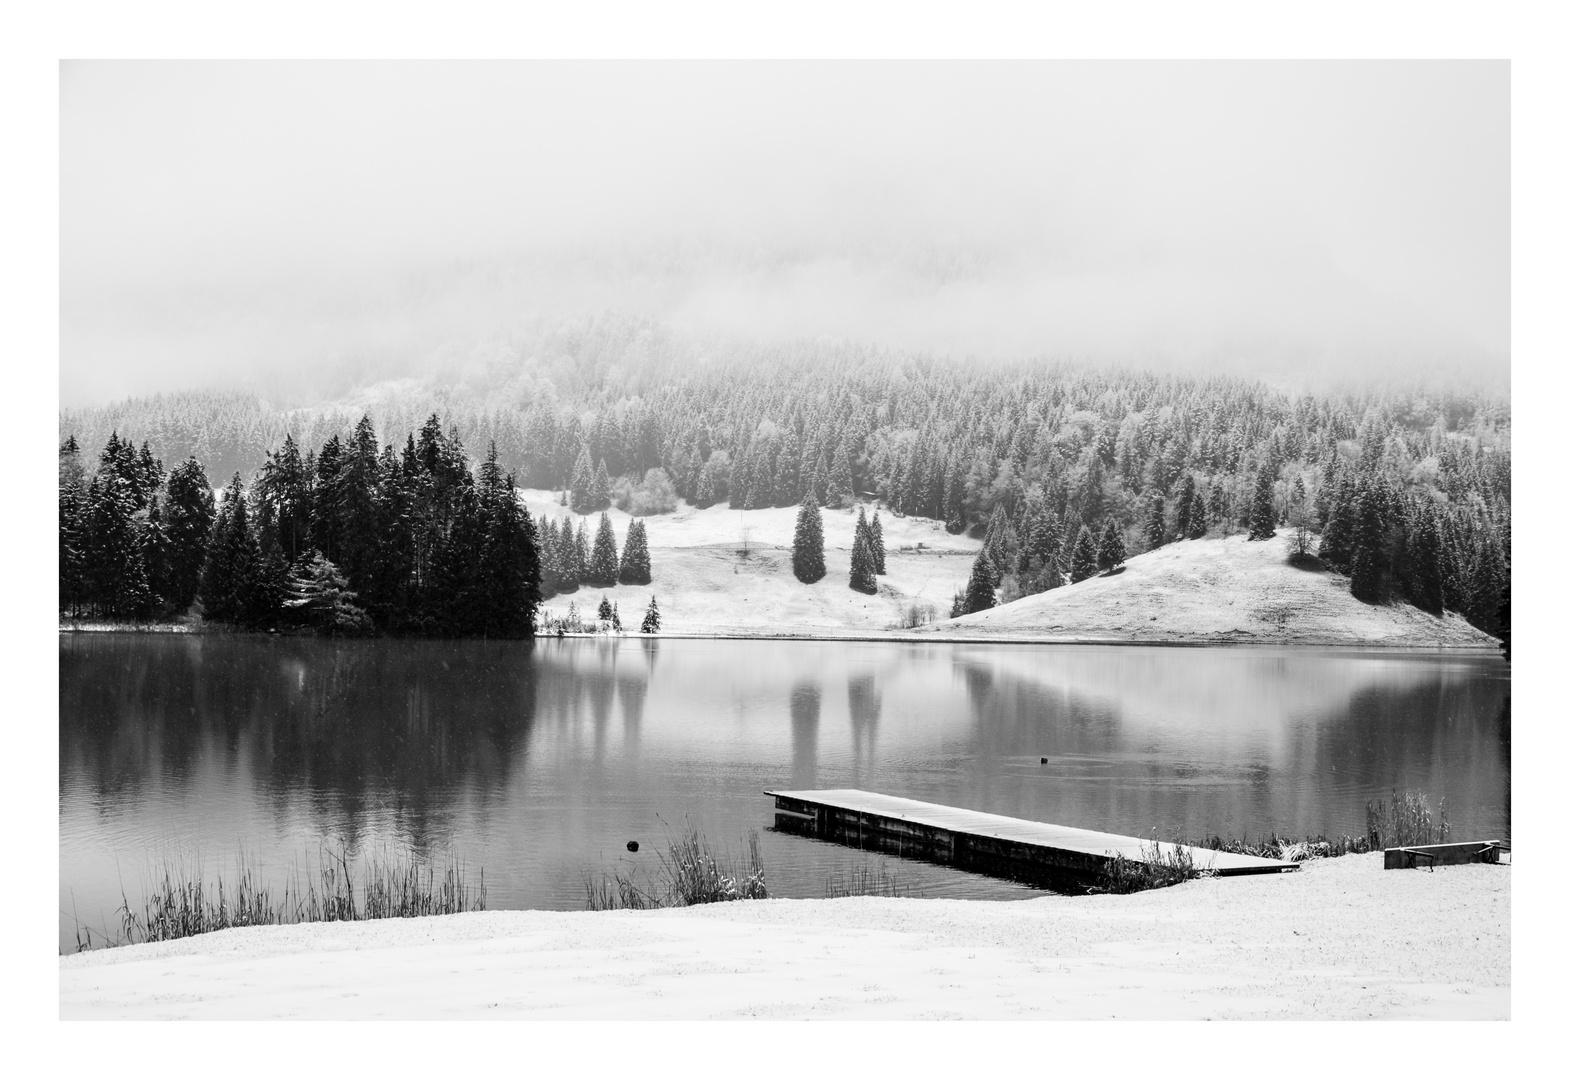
[924,532,1497,648]
[521,491,980,635]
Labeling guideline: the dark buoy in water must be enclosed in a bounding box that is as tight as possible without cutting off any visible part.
[626,840,639,853]
[1040,757,1050,764]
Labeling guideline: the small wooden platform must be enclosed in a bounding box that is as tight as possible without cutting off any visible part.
[767,788,1296,891]
[1384,840,1510,870]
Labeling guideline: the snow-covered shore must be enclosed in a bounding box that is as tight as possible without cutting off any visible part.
[60,853,1508,1020]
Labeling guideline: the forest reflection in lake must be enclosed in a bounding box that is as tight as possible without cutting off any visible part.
[60,634,1509,951]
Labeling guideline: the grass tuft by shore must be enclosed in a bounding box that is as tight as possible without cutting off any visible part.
[585,823,768,911]
[71,845,485,952]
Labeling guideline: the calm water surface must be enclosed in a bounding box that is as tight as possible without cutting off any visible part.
[59,634,1510,951]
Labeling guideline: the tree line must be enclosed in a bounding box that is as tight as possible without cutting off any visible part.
[60,322,1510,637]
[59,418,545,636]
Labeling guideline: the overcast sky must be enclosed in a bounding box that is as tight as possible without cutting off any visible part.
[60,61,1509,405]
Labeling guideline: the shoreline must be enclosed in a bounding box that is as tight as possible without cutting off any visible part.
[57,621,1505,652]
[59,852,1510,1019]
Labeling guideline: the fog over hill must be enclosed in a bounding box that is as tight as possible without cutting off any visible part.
[62,62,1508,407]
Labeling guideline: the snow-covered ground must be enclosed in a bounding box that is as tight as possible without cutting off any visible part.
[931,532,1499,648]
[524,490,981,635]
[60,854,1508,1020]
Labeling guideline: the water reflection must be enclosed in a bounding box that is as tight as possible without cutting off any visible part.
[788,681,821,789]
[60,635,1509,953]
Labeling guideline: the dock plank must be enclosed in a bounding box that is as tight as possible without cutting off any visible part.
[766,788,1295,885]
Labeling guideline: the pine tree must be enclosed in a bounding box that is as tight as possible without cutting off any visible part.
[1208,479,1229,534]
[141,495,172,615]
[590,459,612,512]
[1247,469,1277,541]
[825,444,853,509]
[870,510,886,574]
[1464,532,1506,635]
[598,595,614,622]
[611,602,623,632]
[472,475,541,637]
[618,519,653,585]
[1097,519,1126,571]
[849,526,877,594]
[1143,494,1166,550]
[588,513,620,586]
[283,551,372,634]
[1173,476,1196,539]
[695,457,718,508]
[59,440,88,616]
[1187,492,1208,540]
[792,495,826,584]
[199,474,269,626]
[1402,502,1445,616]
[569,447,594,512]
[1349,487,1385,602]
[962,553,996,614]
[556,519,581,592]
[1070,526,1099,583]
[573,519,591,584]
[1317,479,1357,571]
[640,595,661,634]
[163,457,215,612]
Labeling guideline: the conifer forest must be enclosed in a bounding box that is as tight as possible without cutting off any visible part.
[59,328,1510,639]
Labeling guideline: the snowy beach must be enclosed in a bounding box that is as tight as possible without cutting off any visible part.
[61,853,1508,1020]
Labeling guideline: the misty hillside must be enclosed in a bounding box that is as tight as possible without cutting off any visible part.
[929,532,1497,648]
[59,326,1510,639]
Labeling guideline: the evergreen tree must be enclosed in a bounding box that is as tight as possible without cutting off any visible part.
[199,474,267,625]
[695,457,718,508]
[640,595,661,634]
[473,475,541,637]
[1402,502,1445,616]
[792,495,826,584]
[555,518,581,592]
[1097,519,1126,571]
[618,519,653,585]
[611,602,623,632]
[1070,526,1099,583]
[590,459,612,512]
[1173,476,1196,539]
[825,443,853,509]
[1317,479,1357,571]
[598,595,614,622]
[1247,468,1277,541]
[141,495,172,614]
[1208,479,1229,534]
[163,457,216,612]
[428,486,484,634]
[83,470,143,616]
[962,552,996,614]
[283,551,372,634]
[1349,487,1386,602]
[537,517,561,597]
[59,440,88,615]
[849,526,877,594]
[573,519,591,583]
[870,510,886,574]
[587,513,620,587]
[1187,492,1208,540]
[1143,494,1166,550]
[1464,532,1506,636]
[569,447,594,512]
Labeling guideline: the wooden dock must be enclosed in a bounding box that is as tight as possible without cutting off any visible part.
[767,788,1296,891]
[1384,840,1510,869]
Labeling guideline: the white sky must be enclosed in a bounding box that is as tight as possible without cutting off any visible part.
[60,61,1509,404]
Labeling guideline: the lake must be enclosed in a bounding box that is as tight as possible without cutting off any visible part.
[59,633,1510,952]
